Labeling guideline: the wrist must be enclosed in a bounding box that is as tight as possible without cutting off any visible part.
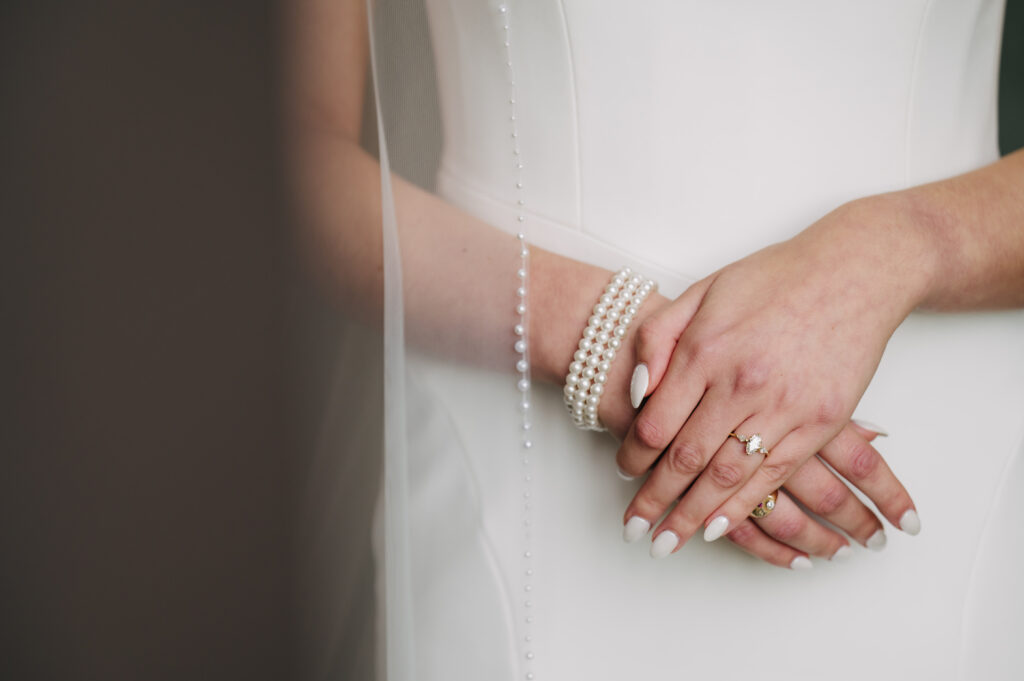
[528,250,612,384]
[804,192,941,327]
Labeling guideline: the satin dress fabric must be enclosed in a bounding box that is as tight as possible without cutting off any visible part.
[386,1,1024,679]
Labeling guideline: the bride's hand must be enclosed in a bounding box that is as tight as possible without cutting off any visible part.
[612,196,931,559]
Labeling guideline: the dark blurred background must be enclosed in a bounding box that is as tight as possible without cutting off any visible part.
[1,2,1022,680]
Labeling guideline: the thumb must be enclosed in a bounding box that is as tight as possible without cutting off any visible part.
[630,275,714,409]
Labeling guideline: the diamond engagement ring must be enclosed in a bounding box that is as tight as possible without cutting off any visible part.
[750,491,778,519]
[729,432,770,457]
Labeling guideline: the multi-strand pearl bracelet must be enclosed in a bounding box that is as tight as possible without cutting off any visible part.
[563,267,658,431]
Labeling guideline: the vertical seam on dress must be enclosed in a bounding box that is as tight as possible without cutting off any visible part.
[415,363,522,681]
[555,0,584,230]
[955,420,1024,681]
[903,0,934,185]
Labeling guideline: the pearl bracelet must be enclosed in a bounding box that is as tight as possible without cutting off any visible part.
[563,267,658,431]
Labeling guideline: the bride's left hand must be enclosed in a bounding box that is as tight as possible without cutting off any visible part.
[613,195,935,554]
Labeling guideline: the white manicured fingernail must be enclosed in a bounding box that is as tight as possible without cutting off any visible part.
[790,556,813,570]
[830,545,853,561]
[866,529,887,551]
[616,466,636,482]
[703,515,729,542]
[899,509,921,536]
[623,516,650,543]
[629,363,649,409]
[650,531,679,558]
[851,419,889,437]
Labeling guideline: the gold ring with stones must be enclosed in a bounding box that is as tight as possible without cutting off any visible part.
[750,491,778,519]
[729,432,769,457]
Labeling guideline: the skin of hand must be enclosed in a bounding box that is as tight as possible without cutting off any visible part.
[615,150,1024,555]
[599,289,907,564]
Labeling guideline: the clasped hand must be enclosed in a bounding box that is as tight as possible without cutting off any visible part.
[601,199,924,567]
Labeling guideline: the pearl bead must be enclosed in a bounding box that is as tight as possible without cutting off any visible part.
[517,359,528,372]
[514,339,526,353]
[603,347,616,361]
[602,319,615,331]
[573,349,587,362]
[598,360,611,373]
[599,293,614,306]
[587,395,600,406]
[593,304,607,316]
[518,379,530,391]
[591,383,604,395]
[614,326,626,338]
[578,379,591,390]
[516,303,526,315]
[514,324,524,336]
[582,326,596,338]
[517,287,526,298]
[518,268,527,278]
[569,361,582,374]
[583,367,595,379]
[520,400,530,411]
[609,338,621,349]
[578,338,592,351]
[596,331,610,344]
[594,373,606,384]
[586,354,601,367]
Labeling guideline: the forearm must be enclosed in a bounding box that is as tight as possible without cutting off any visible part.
[857,148,1024,311]
[290,128,612,377]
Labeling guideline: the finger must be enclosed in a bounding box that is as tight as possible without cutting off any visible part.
[700,424,830,543]
[818,424,919,536]
[647,417,788,555]
[620,389,747,550]
[614,348,711,478]
[724,518,812,570]
[628,276,714,408]
[783,453,885,549]
[850,418,889,439]
[753,489,849,560]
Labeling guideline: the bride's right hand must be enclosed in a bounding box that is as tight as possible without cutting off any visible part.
[595,297,906,568]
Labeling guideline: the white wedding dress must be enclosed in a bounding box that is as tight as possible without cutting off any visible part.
[370,1,1024,679]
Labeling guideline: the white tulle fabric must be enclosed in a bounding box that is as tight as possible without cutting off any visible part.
[365,1,1024,679]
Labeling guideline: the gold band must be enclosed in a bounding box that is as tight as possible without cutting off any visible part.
[750,491,778,519]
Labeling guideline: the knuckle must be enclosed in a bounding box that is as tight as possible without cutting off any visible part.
[813,393,846,426]
[758,459,791,487]
[768,515,805,542]
[810,481,851,516]
[733,358,771,394]
[633,416,668,451]
[688,335,722,368]
[665,441,707,478]
[707,459,745,489]
[845,440,880,480]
